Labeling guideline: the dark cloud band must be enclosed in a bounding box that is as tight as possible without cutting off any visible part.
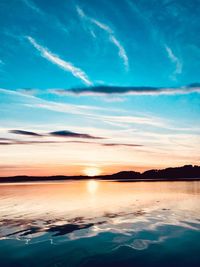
[9,129,104,139]
[9,130,42,136]
[49,130,104,139]
[50,83,200,96]
[1,135,142,147]
[0,138,142,148]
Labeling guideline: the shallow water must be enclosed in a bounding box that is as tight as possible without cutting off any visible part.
[0,180,199,267]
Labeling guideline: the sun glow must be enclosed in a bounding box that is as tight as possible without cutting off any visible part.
[83,167,101,177]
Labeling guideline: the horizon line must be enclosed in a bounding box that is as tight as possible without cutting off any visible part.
[0,164,199,179]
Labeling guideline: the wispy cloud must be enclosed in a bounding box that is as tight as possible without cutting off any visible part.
[17,88,38,96]
[76,6,85,18]
[22,0,43,15]
[165,45,182,80]
[24,100,109,117]
[51,84,200,96]
[91,18,113,34]
[0,59,5,75]
[2,87,198,134]
[22,98,165,129]
[102,114,165,128]
[0,138,142,148]
[110,36,129,71]
[76,6,129,71]
[103,143,142,147]
[0,88,37,98]
[0,138,57,146]
[22,0,69,34]
[2,134,142,148]
[9,130,42,136]
[0,88,120,117]
[27,36,92,85]
[49,130,104,139]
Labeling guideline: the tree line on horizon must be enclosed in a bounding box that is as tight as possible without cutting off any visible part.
[0,165,200,182]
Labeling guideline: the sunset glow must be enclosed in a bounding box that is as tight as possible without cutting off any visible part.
[84,167,101,177]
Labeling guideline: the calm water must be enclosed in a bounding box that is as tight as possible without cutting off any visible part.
[0,180,200,267]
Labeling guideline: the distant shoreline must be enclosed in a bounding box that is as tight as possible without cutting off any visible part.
[113,178,200,182]
[0,165,200,183]
[0,178,200,184]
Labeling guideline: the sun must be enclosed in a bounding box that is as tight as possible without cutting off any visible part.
[83,167,101,177]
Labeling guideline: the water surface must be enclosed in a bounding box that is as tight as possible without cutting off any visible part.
[0,180,199,267]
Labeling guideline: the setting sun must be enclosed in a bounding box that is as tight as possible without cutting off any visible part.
[83,167,101,177]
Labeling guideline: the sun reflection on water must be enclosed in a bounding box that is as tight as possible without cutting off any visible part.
[87,180,99,194]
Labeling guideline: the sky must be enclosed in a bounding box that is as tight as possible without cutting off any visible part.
[0,0,200,177]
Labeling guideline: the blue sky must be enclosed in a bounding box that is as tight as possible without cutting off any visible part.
[0,0,200,176]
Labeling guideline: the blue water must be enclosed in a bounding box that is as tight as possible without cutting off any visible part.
[0,181,199,267]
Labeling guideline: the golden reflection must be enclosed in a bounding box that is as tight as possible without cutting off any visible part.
[87,180,99,194]
[0,181,199,222]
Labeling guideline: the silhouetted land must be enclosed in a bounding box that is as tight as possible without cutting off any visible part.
[0,165,200,183]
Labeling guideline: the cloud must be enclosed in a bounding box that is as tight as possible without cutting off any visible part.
[22,0,43,15]
[49,130,104,139]
[76,5,86,18]
[0,136,142,148]
[165,45,182,80]
[0,136,93,146]
[109,36,129,71]
[24,100,112,117]
[9,130,42,136]
[0,142,12,145]
[102,114,164,128]
[0,88,121,121]
[17,88,38,96]
[51,84,200,96]
[22,0,69,34]
[76,6,129,71]
[8,129,104,139]
[0,88,36,98]
[23,96,164,128]
[91,18,113,34]
[0,139,57,146]
[103,143,142,147]
[27,36,92,85]
[4,84,200,99]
